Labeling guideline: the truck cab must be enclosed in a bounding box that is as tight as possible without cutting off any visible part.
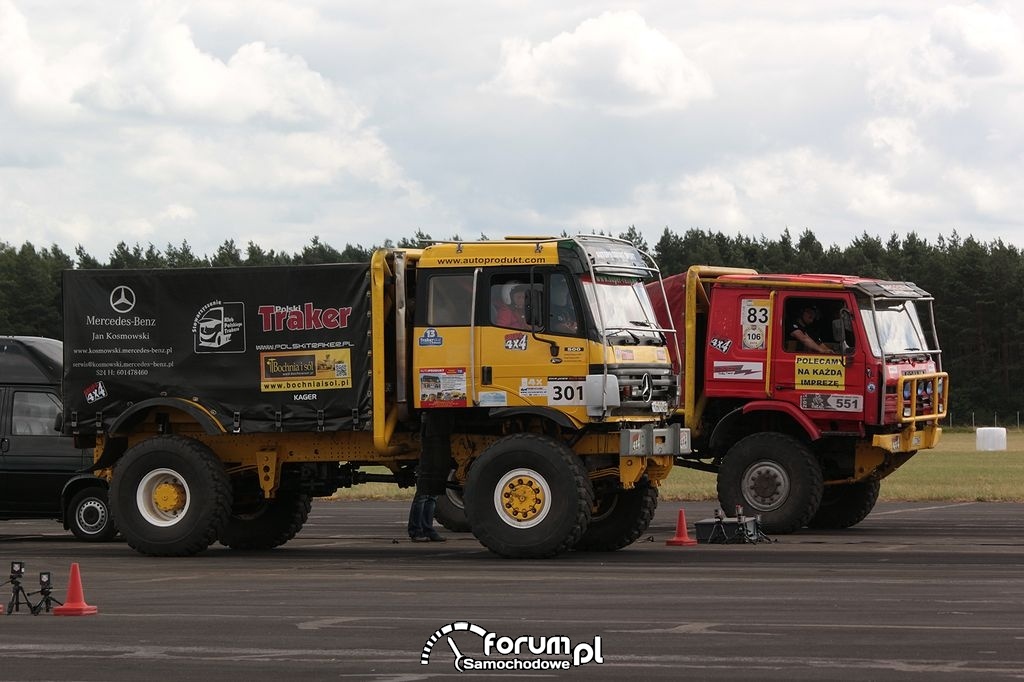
[650,267,947,533]
[412,236,676,424]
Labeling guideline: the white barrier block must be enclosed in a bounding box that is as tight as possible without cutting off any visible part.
[976,427,1007,451]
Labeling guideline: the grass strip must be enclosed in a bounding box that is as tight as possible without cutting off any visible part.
[325,430,1023,503]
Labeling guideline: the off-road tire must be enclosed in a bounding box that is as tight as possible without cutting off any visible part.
[464,433,593,558]
[717,432,823,534]
[219,489,313,550]
[111,436,232,556]
[574,479,658,551]
[807,479,881,529]
[434,469,471,533]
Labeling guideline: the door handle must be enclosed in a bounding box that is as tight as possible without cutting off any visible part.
[1,437,9,453]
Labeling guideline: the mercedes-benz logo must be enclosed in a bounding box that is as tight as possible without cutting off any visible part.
[110,285,136,314]
[640,373,653,403]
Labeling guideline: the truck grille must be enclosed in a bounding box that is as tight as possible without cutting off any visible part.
[593,364,677,410]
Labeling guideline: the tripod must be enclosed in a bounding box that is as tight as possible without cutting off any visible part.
[3,576,35,615]
[29,583,63,614]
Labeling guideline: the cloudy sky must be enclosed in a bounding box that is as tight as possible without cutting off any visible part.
[2,1,1022,260]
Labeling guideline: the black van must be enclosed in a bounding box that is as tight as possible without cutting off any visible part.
[0,336,116,541]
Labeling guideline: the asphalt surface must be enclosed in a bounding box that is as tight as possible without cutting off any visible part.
[1,499,1023,680]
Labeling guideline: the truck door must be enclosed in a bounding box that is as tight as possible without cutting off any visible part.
[476,271,589,412]
[411,272,477,410]
[703,291,773,401]
[773,295,866,421]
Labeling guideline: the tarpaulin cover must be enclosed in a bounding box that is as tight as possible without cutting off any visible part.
[62,264,372,434]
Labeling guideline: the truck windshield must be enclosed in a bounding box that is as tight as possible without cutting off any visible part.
[859,299,930,357]
[581,275,663,345]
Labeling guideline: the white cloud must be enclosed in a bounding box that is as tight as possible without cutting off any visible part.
[192,0,324,38]
[78,10,358,125]
[865,4,1024,115]
[863,117,922,159]
[865,28,965,114]
[566,146,951,239]
[0,0,97,119]
[930,3,1024,76]
[945,164,1013,214]
[484,10,714,115]
[157,203,197,221]
[122,125,428,206]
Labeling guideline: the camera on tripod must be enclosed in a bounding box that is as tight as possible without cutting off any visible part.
[5,560,34,615]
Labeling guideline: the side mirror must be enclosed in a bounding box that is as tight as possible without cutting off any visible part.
[831,318,845,343]
[526,289,543,328]
[832,309,855,356]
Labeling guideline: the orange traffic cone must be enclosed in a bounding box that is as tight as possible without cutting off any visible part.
[666,508,698,546]
[53,563,98,616]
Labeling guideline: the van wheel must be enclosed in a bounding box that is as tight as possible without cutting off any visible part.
[464,433,592,558]
[574,479,658,551]
[434,470,471,533]
[717,433,823,534]
[220,488,313,549]
[111,436,232,556]
[67,487,117,542]
[807,479,880,529]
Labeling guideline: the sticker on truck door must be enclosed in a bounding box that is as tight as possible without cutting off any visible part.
[741,298,770,350]
[517,377,586,405]
[547,377,585,406]
[712,361,763,380]
[795,355,846,389]
[419,368,468,407]
[799,393,862,412]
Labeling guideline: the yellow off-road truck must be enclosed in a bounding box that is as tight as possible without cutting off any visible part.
[63,235,689,558]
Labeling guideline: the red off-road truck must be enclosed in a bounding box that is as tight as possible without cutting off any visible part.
[649,266,948,533]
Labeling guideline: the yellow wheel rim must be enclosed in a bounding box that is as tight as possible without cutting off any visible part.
[137,468,191,527]
[494,468,551,528]
[153,481,187,513]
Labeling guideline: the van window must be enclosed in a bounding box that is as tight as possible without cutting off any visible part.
[12,391,61,436]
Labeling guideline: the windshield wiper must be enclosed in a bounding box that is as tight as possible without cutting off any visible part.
[607,324,666,346]
[604,327,640,345]
[885,348,922,355]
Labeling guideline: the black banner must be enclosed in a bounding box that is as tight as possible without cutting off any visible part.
[62,264,372,434]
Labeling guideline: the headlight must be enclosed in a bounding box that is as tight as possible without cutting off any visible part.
[903,383,912,400]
